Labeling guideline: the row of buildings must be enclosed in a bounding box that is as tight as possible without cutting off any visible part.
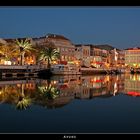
[0,33,140,69]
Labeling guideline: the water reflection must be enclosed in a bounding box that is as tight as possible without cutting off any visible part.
[0,74,139,110]
[124,74,140,96]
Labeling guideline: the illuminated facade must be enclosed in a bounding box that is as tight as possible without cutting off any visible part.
[124,74,140,96]
[75,45,91,67]
[45,34,76,63]
[90,46,103,68]
[1,34,76,66]
[125,47,140,68]
[0,34,127,69]
[0,38,36,65]
[117,50,125,68]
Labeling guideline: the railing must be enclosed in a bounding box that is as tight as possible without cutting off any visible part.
[81,67,112,71]
[0,65,48,71]
[0,65,27,69]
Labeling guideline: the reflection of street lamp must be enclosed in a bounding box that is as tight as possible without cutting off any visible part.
[113,82,117,96]
[114,48,118,68]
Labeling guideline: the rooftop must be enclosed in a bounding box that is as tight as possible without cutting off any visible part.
[125,47,140,50]
[46,33,70,41]
[75,44,116,51]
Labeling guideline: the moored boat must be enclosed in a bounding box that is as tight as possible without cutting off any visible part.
[51,64,81,75]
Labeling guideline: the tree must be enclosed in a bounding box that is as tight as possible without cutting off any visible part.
[38,42,60,68]
[0,42,19,63]
[15,38,35,65]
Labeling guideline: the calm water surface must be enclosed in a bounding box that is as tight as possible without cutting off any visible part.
[0,74,140,133]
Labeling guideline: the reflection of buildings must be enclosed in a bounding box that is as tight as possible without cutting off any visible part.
[0,75,126,109]
[74,75,123,99]
[124,74,140,96]
[36,96,74,109]
[0,80,36,106]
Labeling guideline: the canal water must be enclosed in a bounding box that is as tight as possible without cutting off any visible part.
[0,74,140,133]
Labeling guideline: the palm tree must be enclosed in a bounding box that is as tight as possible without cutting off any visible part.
[38,43,60,68]
[15,38,35,65]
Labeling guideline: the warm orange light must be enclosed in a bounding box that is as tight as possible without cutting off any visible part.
[53,81,57,84]
[52,61,57,64]
[17,84,21,88]
[4,61,11,65]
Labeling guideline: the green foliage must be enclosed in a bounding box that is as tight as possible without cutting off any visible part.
[38,85,60,100]
[16,96,31,110]
[15,38,36,65]
[38,43,60,68]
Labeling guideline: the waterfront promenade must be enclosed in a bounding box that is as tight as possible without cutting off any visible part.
[0,64,129,79]
[0,65,49,79]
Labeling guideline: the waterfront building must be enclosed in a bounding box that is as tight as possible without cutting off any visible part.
[75,44,116,68]
[106,48,124,69]
[90,45,103,68]
[46,34,76,64]
[117,50,125,68]
[0,33,127,71]
[90,44,115,68]
[1,34,76,66]
[125,47,140,68]
[75,44,91,67]
[32,34,76,65]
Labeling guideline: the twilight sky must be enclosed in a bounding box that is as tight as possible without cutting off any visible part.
[0,7,140,49]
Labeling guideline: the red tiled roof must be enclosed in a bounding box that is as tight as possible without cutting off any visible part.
[125,47,140,50]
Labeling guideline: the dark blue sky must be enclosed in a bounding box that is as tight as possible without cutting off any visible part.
[0,7,140,49]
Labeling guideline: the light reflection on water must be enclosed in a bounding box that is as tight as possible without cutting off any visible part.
[0,74,140,133]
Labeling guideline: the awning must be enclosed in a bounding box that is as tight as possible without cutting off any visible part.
[127,92,140,96]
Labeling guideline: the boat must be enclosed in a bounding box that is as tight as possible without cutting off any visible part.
[50,64,81,75]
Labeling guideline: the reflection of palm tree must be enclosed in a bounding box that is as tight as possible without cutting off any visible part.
[16,84,32,110]
[38,80,60,100]
[16,96,31,110]
[38,43,60,68]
